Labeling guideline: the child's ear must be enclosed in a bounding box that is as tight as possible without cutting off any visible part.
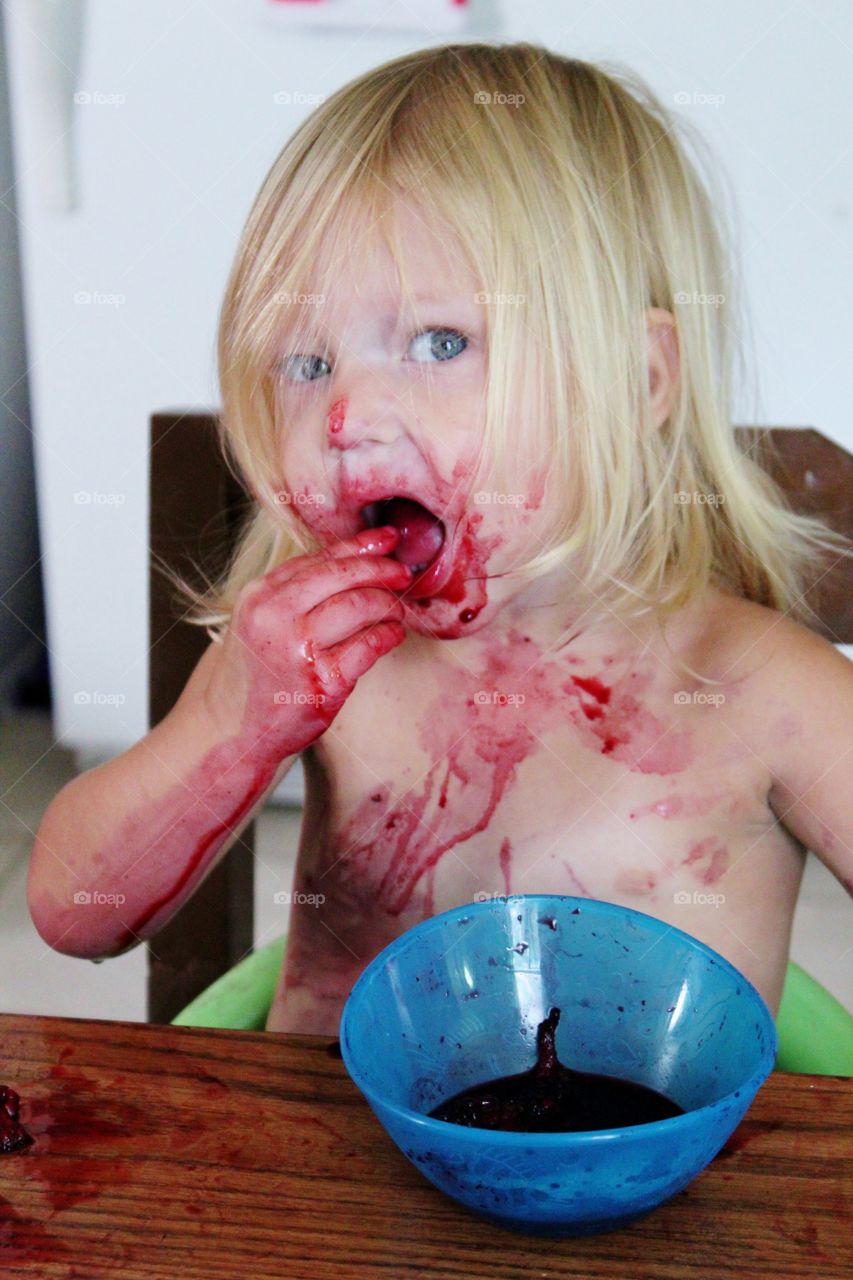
[645,307,680,429]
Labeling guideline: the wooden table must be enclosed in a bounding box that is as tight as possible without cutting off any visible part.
[0,1013,850,1279]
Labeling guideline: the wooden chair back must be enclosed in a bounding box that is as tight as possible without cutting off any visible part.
[148,412,255,1023]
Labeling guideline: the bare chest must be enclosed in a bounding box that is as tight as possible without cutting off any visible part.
[271,617,811,1030]
[298,630,803,922]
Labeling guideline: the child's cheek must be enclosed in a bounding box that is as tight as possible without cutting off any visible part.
[272,451,335,540]
[474,482,545,563]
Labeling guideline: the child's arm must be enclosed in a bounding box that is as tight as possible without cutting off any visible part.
[27,527,412,959]
[766,620,853,896]
[27,643,295,959]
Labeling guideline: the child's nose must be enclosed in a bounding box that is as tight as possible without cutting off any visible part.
[325,382,407,451]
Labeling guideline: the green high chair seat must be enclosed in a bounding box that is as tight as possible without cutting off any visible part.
[774,959,853,1075]
[172,934,289,1033]
[171,937,853,1077]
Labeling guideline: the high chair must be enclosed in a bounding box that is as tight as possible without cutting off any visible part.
[148,412,853,1070]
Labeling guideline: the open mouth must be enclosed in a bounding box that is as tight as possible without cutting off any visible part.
[360,497,446,578]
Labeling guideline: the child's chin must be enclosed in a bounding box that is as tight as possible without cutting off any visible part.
[401,598,492,641]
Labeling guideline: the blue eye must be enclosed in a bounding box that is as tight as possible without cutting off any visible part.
[407,327,468,363]
[280,326,468,382]
[280,353,331,384]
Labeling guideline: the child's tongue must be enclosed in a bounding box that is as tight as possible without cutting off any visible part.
[370,497,445,573]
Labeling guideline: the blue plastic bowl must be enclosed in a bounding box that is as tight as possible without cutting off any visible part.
[340,895,777,1237]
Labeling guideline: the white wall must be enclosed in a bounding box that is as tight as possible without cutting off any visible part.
[5,0,852,762]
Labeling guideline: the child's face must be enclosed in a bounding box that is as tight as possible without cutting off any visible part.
[274,196,555,643]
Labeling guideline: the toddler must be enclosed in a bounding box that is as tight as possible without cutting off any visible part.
[28,43,853,1035]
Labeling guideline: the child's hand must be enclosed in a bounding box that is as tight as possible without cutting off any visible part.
[201,525,411,757]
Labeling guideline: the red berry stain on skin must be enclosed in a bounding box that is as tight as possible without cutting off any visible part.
[681,836,730,884]
[327,397,347,435]
[563,671,693,775]
[379,717,533,915]
[427,513,495,607]
[111,763,274,948]
[321,627,694,918]
[613,867,659,898]
[561,861,591,896]
[402,511,498,639]
[569,675,611,716]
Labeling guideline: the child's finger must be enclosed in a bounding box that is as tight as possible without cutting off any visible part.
[287,548,412,612]
[307,587,406,649]
[317,620,407,690]
[267,526,402,580]
[329,525,403,559]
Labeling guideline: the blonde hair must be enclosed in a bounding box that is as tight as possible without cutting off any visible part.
[164,41,852,682]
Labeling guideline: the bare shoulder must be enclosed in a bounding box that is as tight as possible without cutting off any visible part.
[687,586,845,688]
[681,585,852,761]
[691,588,853,888]
[725,592,853,744]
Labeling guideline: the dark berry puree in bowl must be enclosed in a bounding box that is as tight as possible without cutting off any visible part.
[428,1008,684,1133]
